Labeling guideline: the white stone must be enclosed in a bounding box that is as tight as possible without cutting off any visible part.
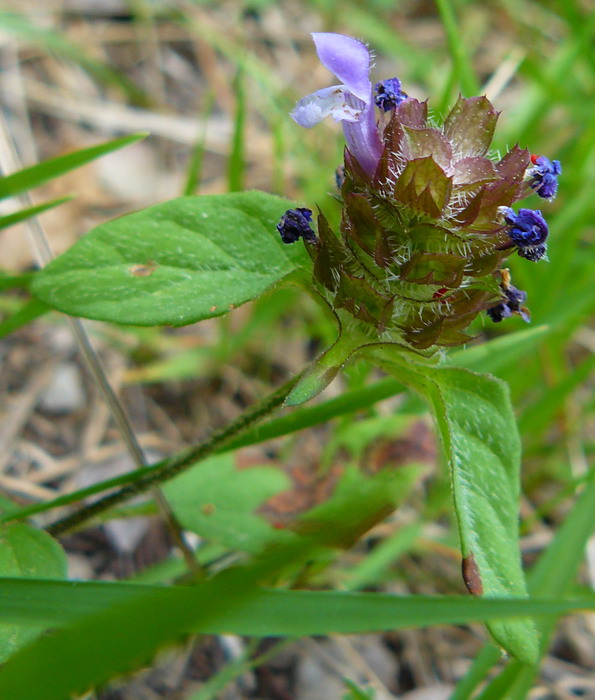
[39,362,85,413]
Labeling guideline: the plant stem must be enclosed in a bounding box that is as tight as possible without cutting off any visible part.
[45,373,302,537]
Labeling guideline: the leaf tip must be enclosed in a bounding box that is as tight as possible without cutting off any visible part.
[489,617,541,666]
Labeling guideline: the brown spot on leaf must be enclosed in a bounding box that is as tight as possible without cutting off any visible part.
[363,420,436,475]
[201,503,216,516]
[129,261,157,277]
[462,553,483,596]
[256,456,343,528]
[209,305,217,313]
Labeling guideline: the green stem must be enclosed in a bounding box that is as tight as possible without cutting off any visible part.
[45,373,302,537]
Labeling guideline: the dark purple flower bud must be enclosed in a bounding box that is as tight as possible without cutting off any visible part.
[500,207,549,247]
[528,154,561,200]
[374,78,408,112]
[487,303,512,323]
[487,273,530,323]
[518,243,547,262]
[504,284,527,308]
[277,208,317,244]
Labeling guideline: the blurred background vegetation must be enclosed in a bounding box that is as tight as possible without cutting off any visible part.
[0,0,593,697]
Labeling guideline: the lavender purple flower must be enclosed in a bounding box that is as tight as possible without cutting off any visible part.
[281,33,560,348]
[291,33,382,176]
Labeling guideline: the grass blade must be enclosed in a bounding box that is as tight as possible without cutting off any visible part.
[434,0,480,95]
[0,196,73,230]
[0,133,148,200]
[227,68,246,192]
[0,573,594,700]
[0,11,148,105]
[0,576,594,638]
[183,91,215,196]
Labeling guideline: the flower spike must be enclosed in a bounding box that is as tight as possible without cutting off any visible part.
[286,34,559,346]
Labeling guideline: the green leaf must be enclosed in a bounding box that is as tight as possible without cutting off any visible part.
[165,451,417,556]
[163,454,290,553]
[375,353,539,664]
[453,471,595,700]
[296,464,419,549]
[0,496,21,517]
[394,156,452,217]
[0,523,66,662]
[442,96,497,156]
[31,192,309,326]
[430,368,537,662]
[0,299,51,340]
[0,133,147,200]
